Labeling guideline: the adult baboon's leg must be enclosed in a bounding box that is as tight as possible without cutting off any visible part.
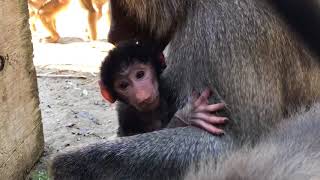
[49,127,235,180]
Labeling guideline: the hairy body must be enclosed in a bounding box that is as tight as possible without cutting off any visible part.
[49,0,320,179]
[186,104,320,180]
[271,0,320,56]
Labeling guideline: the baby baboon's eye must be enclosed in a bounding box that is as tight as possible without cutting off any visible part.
[119,82,129,90]
[136,71,145,79]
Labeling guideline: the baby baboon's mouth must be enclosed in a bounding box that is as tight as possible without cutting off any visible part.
[140,96,160,111]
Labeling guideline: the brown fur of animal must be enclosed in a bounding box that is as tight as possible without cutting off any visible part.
[29,0,110,42]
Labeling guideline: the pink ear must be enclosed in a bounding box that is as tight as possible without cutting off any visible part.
[98,80,116,103]
[159,53,167,69]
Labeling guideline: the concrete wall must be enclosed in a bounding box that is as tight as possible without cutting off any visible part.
[0,1,44,179]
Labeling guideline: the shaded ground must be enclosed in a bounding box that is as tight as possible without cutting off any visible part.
[26,6,118,177]
[28,67,118,177]
[28,54,119,179]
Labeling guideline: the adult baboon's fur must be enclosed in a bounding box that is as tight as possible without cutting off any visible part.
[271,0,320,56]
[186,104,320,180]
[49,0,320,179]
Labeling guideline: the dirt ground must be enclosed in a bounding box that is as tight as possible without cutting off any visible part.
[30,66,119,174]
[26,4,119,178]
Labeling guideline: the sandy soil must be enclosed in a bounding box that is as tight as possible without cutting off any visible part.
[33,67,119,172]
[28,55,119,179]
[26,5,119,177]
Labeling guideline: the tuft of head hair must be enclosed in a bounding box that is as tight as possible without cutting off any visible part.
[100,39,165,99]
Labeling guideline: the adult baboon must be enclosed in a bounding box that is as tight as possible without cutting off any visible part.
[49,0,320,179]
[37,0,72,43]
[79,0,110,41]
[28,0,47,32]
[185,104,320,180]
[32,0,109,43]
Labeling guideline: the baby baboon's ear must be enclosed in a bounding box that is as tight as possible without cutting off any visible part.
[99,80,116,103]
[159,52,167,70]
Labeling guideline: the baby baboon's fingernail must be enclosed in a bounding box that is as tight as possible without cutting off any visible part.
[218,131,225,136]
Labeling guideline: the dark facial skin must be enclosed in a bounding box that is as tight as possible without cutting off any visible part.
[113,62,160,112]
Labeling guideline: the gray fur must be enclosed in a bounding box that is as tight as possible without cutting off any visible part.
[185,104,320,180]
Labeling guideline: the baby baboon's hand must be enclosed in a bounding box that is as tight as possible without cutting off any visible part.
[189,89,227,135]
[174,88,227,135]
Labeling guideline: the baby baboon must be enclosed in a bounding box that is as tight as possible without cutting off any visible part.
[99,40,227,136]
